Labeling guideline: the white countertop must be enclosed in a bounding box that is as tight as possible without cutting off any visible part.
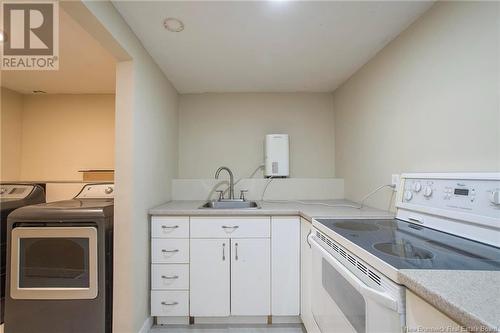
[149,199,394,221]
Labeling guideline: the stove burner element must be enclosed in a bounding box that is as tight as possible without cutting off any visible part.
[334,221,380,231]
[373,242,434,260]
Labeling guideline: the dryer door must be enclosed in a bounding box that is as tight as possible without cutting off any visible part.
[10,226,98,299]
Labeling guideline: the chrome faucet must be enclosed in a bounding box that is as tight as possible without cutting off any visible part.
[215,166,235,200]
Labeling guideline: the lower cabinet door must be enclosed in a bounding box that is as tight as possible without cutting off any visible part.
[230,238,271,315]
[190,238,230,316]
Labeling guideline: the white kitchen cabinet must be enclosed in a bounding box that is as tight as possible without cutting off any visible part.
[151,239,190,264]
[406,290,462,331]
[300,218,321,333]
[190,216,270,238]
[151,215,190,320]
[151,264,189,290]
[190,239,231,317]
[190,236,271,317]
[151,216,189,238]
[271,216,300,316]
[151,291,189,317]
[230,238,271,316]
[151,214,298,323]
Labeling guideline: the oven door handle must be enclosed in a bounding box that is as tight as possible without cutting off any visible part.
[310,236,399,311]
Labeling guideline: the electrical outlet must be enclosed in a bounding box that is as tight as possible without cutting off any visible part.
[391,174,400,189]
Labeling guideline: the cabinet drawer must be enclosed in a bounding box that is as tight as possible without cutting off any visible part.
[152,216,189,238]
[152,264,189,290]
[190,217,270,238]
[151,291,189,316]
[152,239,189,263]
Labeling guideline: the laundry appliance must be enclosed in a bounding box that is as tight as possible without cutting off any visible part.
[0,183,45,325]
[4,183,114,333]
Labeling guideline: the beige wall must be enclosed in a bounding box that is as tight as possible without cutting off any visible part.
[179,93,335,179]
[19,94,115,180]
[333,1,500,210]
[63,2,180,332]
[1,88,115,193]
[0,87,23,180]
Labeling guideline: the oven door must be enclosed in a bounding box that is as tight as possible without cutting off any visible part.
[310,236,402,333]
[10,226,98,299]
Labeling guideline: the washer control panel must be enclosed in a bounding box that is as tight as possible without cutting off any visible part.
[0,184,35,199]
[76,184,114,199]
[400,174,500,219]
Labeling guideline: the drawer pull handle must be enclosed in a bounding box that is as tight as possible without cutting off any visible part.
[161,275,179,280]
[221,225,239,229]
[161,249,179,253]
[161,301,179,306]
[235,242,239,261]
[408,217,423,224]
[222,243,226,261]
[161,225,179,229]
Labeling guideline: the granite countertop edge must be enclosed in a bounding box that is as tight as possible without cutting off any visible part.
[399,270,499,332]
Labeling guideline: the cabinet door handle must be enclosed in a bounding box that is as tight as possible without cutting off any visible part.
[161,301,179,306]
[235,242,238,261]
[221,225,239,230]
[306,230,312,248]
[161,249,179,253]
[222,243,226,261]
[408,217,423,224]
[161,225,179,229]
[161,275,179,280]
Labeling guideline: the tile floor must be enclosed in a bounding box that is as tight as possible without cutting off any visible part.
[150,324,305,333]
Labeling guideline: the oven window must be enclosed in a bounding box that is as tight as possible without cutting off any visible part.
[323,258,366,333]
[19,238,90,288]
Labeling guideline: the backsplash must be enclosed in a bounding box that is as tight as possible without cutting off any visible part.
[171,178,344,201]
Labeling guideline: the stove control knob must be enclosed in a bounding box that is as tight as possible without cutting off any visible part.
[490,190,500,205]
[404,190,413,201]
[413,182,422,192]
[105,186,114,194]
[423,186,433,197]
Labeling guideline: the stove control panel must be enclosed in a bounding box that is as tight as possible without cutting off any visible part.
[0,184,36,199]
[76,183,114,199]
[398,174,500,220]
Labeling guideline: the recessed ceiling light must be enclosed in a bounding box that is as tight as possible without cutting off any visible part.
[164,18,184,32]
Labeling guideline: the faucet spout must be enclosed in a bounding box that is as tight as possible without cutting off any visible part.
[215,166,235,200]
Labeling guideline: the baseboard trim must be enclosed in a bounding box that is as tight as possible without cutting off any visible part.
[138,316,153,333]
[272,316,302,324]
[194,316,276,324]
[156,317,190,325]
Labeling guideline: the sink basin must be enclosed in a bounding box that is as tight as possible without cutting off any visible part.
[199,200,261,209]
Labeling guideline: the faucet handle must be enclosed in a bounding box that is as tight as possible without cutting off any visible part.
[239,190,248,201]
[216,190,224,201]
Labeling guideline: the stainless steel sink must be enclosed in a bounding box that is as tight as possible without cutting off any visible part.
[199,200,261,209]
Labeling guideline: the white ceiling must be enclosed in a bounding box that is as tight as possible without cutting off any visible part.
[112,1,433,94]
[1,8,116,94]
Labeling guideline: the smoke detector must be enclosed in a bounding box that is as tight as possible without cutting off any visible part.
[163,18,184,32]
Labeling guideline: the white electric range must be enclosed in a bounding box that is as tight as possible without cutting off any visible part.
[309,173,500,333]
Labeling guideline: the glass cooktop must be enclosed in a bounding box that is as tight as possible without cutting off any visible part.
[315,218,500,270]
